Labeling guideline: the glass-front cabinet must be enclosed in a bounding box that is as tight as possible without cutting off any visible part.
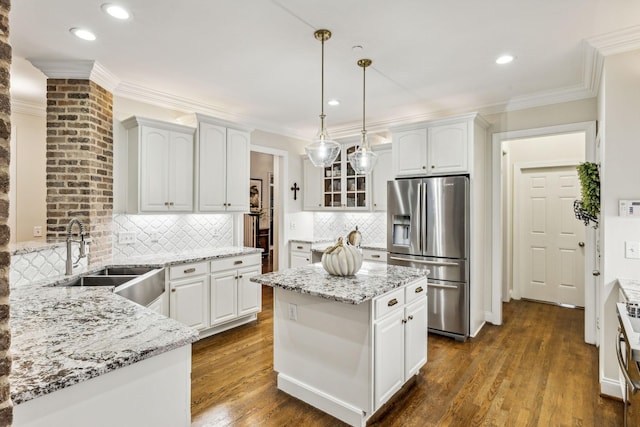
[319,145,369,210]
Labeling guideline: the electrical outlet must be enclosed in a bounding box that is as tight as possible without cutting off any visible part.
[211,227,219,237]
[33,226,43,237]
[625,241,640,259]
[289,221,296,230]
[150,232,160,242]
[288,303,297,321]
[118,231,136,244]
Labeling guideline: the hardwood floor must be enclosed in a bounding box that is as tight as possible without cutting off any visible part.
[191,287,622,426]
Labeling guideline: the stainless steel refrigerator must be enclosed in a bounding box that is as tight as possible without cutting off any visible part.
[387,176,469,340]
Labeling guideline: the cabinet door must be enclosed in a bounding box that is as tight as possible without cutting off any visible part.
[428,122,468,174]
[374,309,405,410]
[168,131,194,211]
[303,157,323,210]
[393,129,427,177]
[371,148,392,211]
[237,266,262,316]
[225,129,250,211]
[404,297,428,379]
[140,126,170,211]
[198,122,227,211]
[344,145,368,210]
[169,276,208,330]
[210,270,238,325]
[290,251,311,268]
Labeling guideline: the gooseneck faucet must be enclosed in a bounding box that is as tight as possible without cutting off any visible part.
[66,218,89,275]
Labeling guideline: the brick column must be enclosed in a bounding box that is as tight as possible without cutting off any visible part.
[46,79,113,264]
[0,1,11,425]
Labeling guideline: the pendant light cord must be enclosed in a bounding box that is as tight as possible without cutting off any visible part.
[362,62,366,139]
[319,34,326,130]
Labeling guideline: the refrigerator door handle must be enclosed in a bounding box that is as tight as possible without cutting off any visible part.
[417,182,422,253]
[428,283,459,290]
[389,256,459,267]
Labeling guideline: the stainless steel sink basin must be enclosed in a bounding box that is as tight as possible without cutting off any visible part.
[60,275,134,287]
[57,267,166,307]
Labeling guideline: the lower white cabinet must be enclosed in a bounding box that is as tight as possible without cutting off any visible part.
[363,248,387,263]
[289,241,312,268]
[168,254,262,337]
[373,280,428,411]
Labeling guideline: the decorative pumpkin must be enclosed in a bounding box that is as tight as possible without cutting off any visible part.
[321,237,363,276]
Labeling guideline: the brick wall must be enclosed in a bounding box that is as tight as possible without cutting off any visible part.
[0,0,11,424]
[46,79,113,265]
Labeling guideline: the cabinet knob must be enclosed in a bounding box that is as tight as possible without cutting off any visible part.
[431,165,435,169]
[408,315,414,321]
[402,319,407,324]
[422,166,426,169]
[164,202,169,206]
[171,289,176,293]
[169,202,174,206]
[238,275,243,279]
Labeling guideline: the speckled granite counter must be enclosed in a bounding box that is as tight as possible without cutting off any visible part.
[251,262,427,304]
[618,278,640,302]
[10,245,260,406]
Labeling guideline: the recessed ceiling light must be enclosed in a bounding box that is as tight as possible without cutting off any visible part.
[69,28,96,41]
[496,54,515,65]
[327,99,340,106]
[101,3,131,20]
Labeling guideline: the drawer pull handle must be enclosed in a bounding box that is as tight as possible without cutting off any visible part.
[184,268,196,274]
[234,260,243,265]
[415,286,424,293]
[388,298,398,307]
[297,246,303,249]
[371,254,381,258]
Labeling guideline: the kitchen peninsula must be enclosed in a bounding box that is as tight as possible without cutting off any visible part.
[251,262,429,427]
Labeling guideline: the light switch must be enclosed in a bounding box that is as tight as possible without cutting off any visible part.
[288,303,297,321]
[625,241,640,259]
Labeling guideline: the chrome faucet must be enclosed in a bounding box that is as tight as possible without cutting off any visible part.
[66,218,89,275]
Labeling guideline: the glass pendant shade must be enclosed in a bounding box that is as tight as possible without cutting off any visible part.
[348,133,378,174]
[306,129,341,167]
[348,58,377,174]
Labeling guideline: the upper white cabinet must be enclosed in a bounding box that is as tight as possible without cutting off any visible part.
[123,117,195,213]
[303,157,323,210]
[371,144,393,211]
[392,114,487,177]
[196,115,251,212]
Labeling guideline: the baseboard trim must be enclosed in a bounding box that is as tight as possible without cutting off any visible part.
[600,376,624,400]
[199,314,258,340]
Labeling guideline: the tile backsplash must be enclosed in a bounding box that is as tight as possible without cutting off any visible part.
[10,244,88,287]
[313,212,387,244]
[112,214,233,257]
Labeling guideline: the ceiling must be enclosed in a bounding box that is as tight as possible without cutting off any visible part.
[8,0,640,139]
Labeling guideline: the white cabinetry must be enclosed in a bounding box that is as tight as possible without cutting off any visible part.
[168,262,209,330]
[196,115,251,212]
[392,114,485,177]
[303,157,324,210]
[373,280,428,410]
[362,248,387,263]
[289,241,312,268]
[168,254,262,337]
[371,143,393,211]
[123,117,195,213]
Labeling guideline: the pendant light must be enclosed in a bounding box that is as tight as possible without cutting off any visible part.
[348,58,377,174]
[305,29,341,168]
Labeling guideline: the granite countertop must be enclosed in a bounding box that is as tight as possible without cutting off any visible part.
[10,245,260,405]
[618,278,640,301]
[251,262,428,304]
[616,279,640,361]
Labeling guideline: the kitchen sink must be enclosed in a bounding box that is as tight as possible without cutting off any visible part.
[57,267,166,307]
[59,275,133,287]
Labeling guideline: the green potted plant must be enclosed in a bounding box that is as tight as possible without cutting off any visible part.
[574,161,600,227]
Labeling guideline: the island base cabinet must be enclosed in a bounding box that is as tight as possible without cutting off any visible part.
[14,345,192,427]
[272,277,428,427]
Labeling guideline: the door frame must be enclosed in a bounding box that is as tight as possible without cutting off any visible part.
[512,159,583,302]
[491,121,597,344]
[249,144,289,272]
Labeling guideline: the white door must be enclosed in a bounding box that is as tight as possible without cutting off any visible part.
[393,129,427,177]
[427,122,468,174]
[371,148,392,211]
[516,164,585,306]
[374,309,405,410]
[237,267,261,316]
[168,131,194,212]
[404,298,428,379]
[140,126,170,211]
[198,122,227,211]
[302,157,323,210]
[210,270,238,325]
[169,277,208,330]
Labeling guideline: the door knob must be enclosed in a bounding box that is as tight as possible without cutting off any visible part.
[578,242,585,247]
[592,270,600,276]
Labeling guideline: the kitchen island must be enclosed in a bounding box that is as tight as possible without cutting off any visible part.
[251,262,429,427]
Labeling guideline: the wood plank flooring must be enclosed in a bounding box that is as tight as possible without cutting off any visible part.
[191,287,622,426]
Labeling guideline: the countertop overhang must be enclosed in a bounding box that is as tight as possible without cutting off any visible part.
[252,262,429,304]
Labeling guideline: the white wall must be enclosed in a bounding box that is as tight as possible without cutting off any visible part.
[599,49,640,397]
[11,110,46,243]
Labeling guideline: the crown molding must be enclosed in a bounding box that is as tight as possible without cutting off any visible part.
[27,59,120,92]
[587,25,640,57]
[11,98,45,117]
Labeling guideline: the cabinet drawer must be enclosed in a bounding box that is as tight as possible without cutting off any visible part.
[363,249,387,262]
[405,279,427,304]
[169,261,208,280]
[211,254,261,272]
[375,288,405,320]
[291,242,312,252]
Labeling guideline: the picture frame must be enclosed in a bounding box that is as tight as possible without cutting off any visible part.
[250,178,262,213]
